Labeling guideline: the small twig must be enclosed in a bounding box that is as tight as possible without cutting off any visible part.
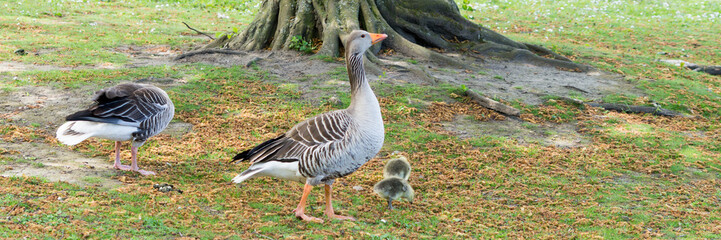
[174,49,247,61]
[253,232,276,240]
[465,89,521,116]
[563,85,589,94]
[182,21,215,40]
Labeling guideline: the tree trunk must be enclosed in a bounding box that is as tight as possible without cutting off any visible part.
[204,0,590,71]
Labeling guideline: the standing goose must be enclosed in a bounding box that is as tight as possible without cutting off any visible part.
[56,83,174,175]
[230,30,387,222]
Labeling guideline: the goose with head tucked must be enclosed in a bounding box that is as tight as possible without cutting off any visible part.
[373,177,414,210]
[230,30,387,222]
[56,83,174,176]
[383,155,411,181]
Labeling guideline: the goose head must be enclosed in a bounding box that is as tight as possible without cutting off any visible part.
[345,30,387,57]
[401,183,415,204]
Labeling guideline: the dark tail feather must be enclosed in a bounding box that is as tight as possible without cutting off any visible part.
[229,134,284,164]
[66,109,134,126]
[65,110,94,121]
[230,149,252,164]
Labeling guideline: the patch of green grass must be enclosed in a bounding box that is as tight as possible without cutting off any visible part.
[278,83,299,93]
[10,64,195,88]
[385,122,450,153]
[13,210,71,226]
[604,118,621,124]
[248,202,283,212]
[82,176,104,184]
[0,0,255,66]
[461,0,721,117]
[1,85,17,92]
[0,156,29,164]
[310,54,339,63]
[521,122,537,130]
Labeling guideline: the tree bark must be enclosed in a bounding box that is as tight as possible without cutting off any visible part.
[203,0,590,71]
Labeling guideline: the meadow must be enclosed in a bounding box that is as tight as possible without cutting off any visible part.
[1,0,720,238]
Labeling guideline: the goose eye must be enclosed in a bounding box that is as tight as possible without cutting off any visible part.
[361,34,365,38]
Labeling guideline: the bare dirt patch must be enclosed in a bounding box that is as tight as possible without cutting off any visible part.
[0,61,75,72]
[112,45,180,68]
[1,142,122,189]
[175,50,642,105]
[0,45,181,72]
[444,115,590,148]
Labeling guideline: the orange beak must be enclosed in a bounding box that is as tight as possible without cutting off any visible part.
[369,33,387,45]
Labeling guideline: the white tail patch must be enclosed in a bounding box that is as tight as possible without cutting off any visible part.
[231,169,259,184]
[232,161,305,184]
[56,121,136,146]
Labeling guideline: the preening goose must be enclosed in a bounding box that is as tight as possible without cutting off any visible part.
[56,83,174,176]
[383,155,411,181]
[373,177,414,210]
[230,30,387,222]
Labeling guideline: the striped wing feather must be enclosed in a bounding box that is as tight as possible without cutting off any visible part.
[233,111,352,168]
[67,83,170,125]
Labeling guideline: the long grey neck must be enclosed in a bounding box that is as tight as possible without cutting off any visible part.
[345,50,380,117]
[346,52,367,95]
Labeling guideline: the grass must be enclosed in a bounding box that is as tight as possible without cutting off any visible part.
[460,0,721,117]
[0,0,720,239]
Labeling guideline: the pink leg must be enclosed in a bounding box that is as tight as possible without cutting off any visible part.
[112,141,132,171]
[130,146,155,176]
[324,184,355,221]
[293,183,323,223]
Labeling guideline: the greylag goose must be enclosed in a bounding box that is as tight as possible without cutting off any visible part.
[373,177,414,210]
[230,30,387,222]
[56,83,174,176]
[383,155,411,181]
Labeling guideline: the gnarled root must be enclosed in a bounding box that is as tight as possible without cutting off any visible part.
[201,0,592,72]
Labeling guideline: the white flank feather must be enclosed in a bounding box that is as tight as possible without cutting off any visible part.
[232,161,305,184]
[56,121,137,146]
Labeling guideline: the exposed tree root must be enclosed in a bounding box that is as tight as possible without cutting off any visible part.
[174,49,247,61]
[696,66,721,75]
[587,103,687,117]
[204,0,592,72]
[553,96,689,117]
[465,89,521,116]
[523,43,572,62]
[468,41,592,72]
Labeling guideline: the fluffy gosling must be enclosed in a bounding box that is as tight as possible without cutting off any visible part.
[373,177,414,210]
[383,155,411,181]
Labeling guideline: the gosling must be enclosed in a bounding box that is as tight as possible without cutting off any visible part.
[373,177,414,210]
[383,155,411,181]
